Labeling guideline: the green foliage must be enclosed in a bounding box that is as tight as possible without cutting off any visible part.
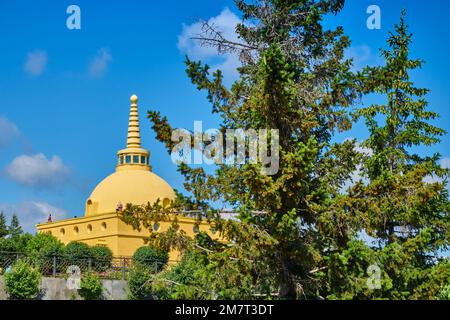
[0,237,19,272]
[0,211,8,238]
[0,232,116,277]
[0,234,33,272]
[0,236,19,253]
[152,250,204,299]
[126,0,357,300]
[63,241,92,269]
[4,259,41,300]
[122,3,449,300]
[437,283,450,300]
[127,266,154,300]
[79,273,103,300]
[25,233,64,273]
[90,245,113,272]
[132,246,168,271]
[8,214,23,238]
[324,11,450,300]
[12,233,33,252]
[152,250,212,299]
[152,247,263,300]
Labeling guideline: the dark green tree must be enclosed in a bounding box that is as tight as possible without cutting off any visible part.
[123,0,360,299]
[132,246,168,271]
[25,233,64,274]
[8,214,23,238]
[63,241,92,270]
[0,211,8,238]
[90,245,113,272]
[324,11,450,299]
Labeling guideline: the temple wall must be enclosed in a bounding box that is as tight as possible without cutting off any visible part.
[37,213,220,259]
[0,276,128,300]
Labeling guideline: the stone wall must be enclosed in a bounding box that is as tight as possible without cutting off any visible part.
[0,276,129,300]
[0,277,6,300]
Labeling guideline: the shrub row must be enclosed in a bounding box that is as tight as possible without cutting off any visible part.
[0,233,113,274]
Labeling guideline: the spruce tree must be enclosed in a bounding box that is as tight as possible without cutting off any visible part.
[325,11,450,299]
[0,211,8,238]
[8,214,23,238]
[123,0,361,299]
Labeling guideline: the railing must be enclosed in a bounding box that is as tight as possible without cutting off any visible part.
[0,251,164,280]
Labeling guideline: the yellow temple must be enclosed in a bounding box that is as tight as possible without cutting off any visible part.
[36,94,212,261]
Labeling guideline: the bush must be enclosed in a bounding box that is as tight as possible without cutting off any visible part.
[152,250,206,299]
[127,266,153,300]
[12,233,33,252]
[132,246,168,271]
[90,245,113,272]
[4,259,41,300]
[79,273,103,300]
[64,242,92,269]
[0,237,19,271]
[437,283,450,300]
[0,234,36,272]
[25,233,64,274]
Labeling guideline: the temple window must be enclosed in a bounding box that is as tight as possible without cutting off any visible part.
[101,222,107,231]
[73,226,79,235]
[120,156,124,165]
[126,155,131,164]
[153,223,160,231]
[141,155,145,164]
[133,155,139,163]
[86,199,93,216]
[87,224,93,233]
[60,228,65,236]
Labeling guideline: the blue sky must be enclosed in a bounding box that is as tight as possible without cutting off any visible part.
[0,0,449,232]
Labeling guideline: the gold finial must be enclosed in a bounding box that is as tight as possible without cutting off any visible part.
[130,94,138,105]
[116,94,151,172]
[126,94,141,148]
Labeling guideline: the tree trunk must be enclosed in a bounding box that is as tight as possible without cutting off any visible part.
[278,259,297,299]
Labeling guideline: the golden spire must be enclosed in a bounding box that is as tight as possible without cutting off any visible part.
[116,94,151,172]
[127,94,141,148]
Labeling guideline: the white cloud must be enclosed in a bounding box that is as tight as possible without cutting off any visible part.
[5,153,70,189]
[340,138,449,194]
[423,175,439,184]
[0,201,67,233]
[424,157,450,193]
[0,116,19,148]
[341,139,372,191]
[354,142,373,157]
[345,44,383,71]
[177,7,242,83]
[441,157,450,169]
[89,48,112,78]
[24,50,48,76]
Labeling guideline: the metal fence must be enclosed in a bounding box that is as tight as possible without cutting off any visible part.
[0,251,164,280]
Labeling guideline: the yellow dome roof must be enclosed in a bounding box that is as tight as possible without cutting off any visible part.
[85,170,175,216]
[84,94,175,216]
